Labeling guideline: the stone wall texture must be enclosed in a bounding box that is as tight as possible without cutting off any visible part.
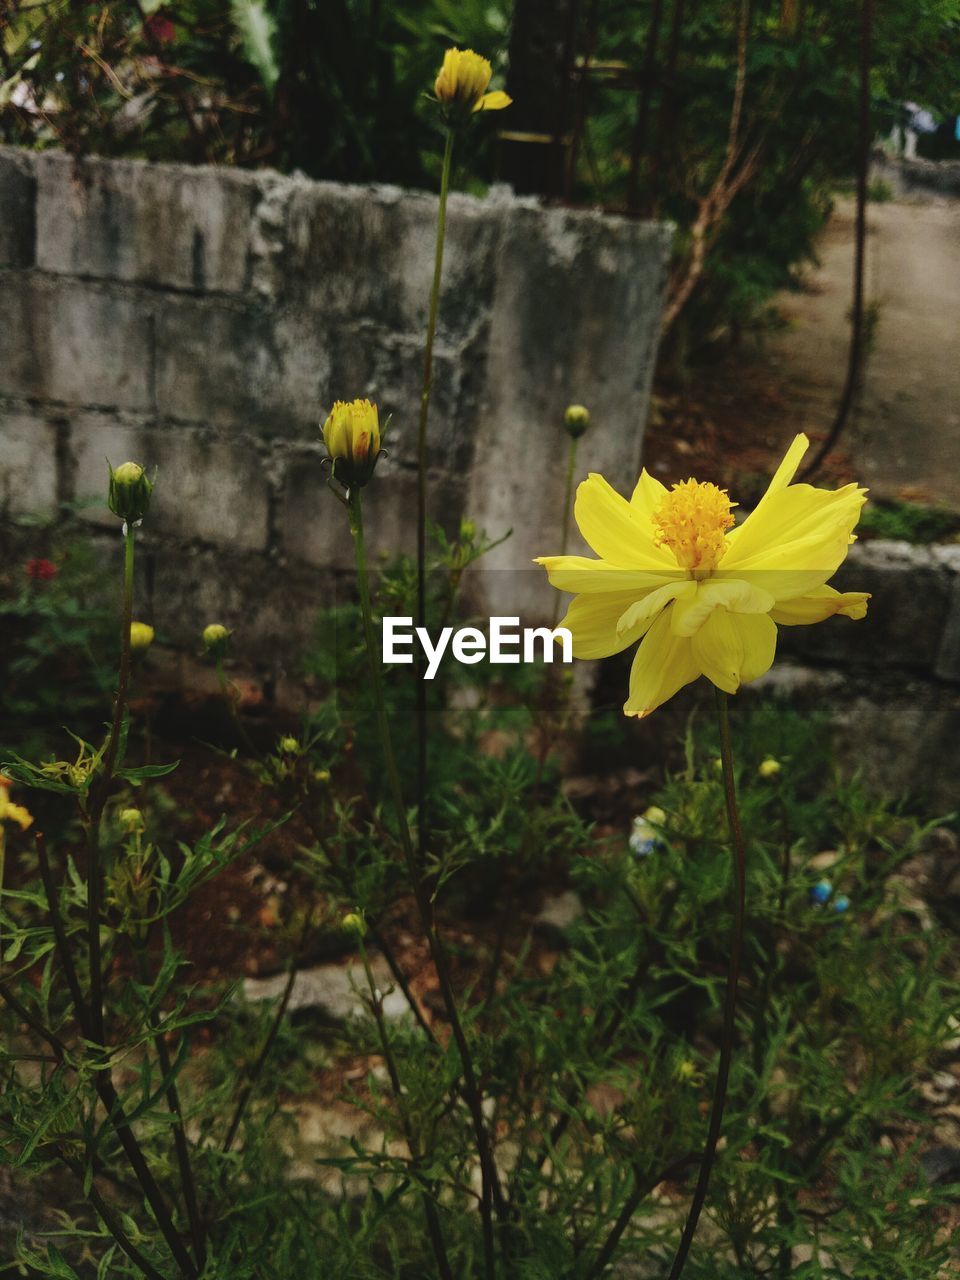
[0,144,672,659]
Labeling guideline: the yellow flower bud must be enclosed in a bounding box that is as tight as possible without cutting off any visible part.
[119,808,144,832]
[563,404,591,438]
[758,758,782,779]
[129,621,155,653]
[341,911,365,937]
[108,461,153,525]
[322,399,381,490]
[0,778,33,832]
[643,805,667,826]
[313,768,331,784]
[279,736,299,755]
[202,623,231,659]
[434,47,511,119]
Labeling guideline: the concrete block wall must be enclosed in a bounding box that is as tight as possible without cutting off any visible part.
[0,145,673,664]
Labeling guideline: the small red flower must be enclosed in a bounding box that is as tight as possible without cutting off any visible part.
[144,13,176,43]
[25,558,58,582]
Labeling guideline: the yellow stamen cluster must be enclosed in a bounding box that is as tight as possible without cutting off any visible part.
[652,479,736,573]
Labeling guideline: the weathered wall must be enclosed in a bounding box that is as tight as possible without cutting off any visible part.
[0,145,672,664]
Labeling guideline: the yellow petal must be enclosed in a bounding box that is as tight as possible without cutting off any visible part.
[629,469,669,537]
[691,609,777,693]
[770,586,870,625]
[475,90,511,111]
[559,590,658,658]
[623,608,701,718]
[670,579,776,637]
[617,581,696,634]
[535,555,679,595]
[574,474,678,570]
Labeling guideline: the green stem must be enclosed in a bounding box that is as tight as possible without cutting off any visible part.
[552,436,579,629]
[86,523,136,1043]
[356,933,454,1280]
[416,125,455,866]
[350,489,500,1280]
[215,658,259,758]
[665,688,746,1280]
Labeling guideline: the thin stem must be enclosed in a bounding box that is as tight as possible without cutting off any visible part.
[552,435,580,630]
[416,125,455,869]
[356,934,454,1280]
[665,688,746,1280]
[214,658,259,758]
[35,831,90,1036]
[134,946,206,1268]
[350,489,501,1280]
[86,523,136,1042]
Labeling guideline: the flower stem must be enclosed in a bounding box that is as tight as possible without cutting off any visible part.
[552,436,579,628]
[349,488,500,1280]
[86,522,136,1042]
[356,933,454,1280]
[666,687,746,1280]
[416,125,455,866]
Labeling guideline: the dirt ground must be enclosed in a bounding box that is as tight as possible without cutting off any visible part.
[644,187,960,512]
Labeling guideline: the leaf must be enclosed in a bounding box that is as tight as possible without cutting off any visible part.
[231,0,279,93]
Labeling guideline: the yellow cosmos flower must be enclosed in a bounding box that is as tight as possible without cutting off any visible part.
[322,398,382,489]
[535,434,870,719]
[434,48,511,116]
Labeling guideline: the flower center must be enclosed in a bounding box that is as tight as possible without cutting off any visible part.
[652,479,736,573]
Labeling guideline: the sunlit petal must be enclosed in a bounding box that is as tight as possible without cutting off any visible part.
[534,555,680,595]
[560,590,659,658]
[770,586,871,625]
[575,474,678,569]
[623,609,701,718]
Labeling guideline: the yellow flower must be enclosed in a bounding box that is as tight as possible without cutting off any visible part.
[758,757,782,779]
[322,399,382,489]
[434,48,511,116]
[535,434,870,719]
[0,778,33,832]
[129,621,155,653]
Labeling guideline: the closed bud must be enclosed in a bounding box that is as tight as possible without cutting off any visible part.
[758,757,781,779]
[341,911,365,937]
[130,621,155,653]
[434,48,511,121]
[108,461,153,525]
[322,399,382,490]
[202,623,231,660]
[119,807,144,833]
[279,736,299,755]
[563,404,591,438]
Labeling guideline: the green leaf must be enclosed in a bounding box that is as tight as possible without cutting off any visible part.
[231,0,279,93]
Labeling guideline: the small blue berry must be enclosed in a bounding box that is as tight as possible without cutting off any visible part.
[832,894,850,914]
[810,879,833,905]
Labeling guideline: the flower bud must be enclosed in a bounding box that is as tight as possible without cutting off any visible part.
[341,911,365,937]
[279,736,299,755]
[322,399,382,490]
[758,757,781,779]
[202,623,231,660]
[108,461,153,525]
[434,48,511,120]
[119,807,144,833]
[643,805,666,826]
[130,621,155,653]
[563,404,591,439]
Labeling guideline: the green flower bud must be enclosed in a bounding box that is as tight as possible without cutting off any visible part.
[279,736,299,755]
[341,911,366,937]
[119,807,144,832]
[202,623,231,660]
[108,461,153,525]
[563,404,591,438]
[129,621,155,653]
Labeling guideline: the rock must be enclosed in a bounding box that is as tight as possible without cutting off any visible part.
[242,953,410,1025]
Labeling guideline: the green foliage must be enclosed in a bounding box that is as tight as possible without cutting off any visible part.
[858,497,960,544]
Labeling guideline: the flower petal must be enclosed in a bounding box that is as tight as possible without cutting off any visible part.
[617,580,696,635]
[575,474,678,570]
[690,609,778,693]
[670,579,776,637]
[560,590,658,658]
[623,608,701,718]
[629,469,669,533]
[769,586,870,625]
[475,90,511,111]
[535,555,680,595]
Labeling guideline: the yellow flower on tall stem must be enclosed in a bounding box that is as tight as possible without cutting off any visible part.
[434,48,511,116]
[536,433,869,717]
